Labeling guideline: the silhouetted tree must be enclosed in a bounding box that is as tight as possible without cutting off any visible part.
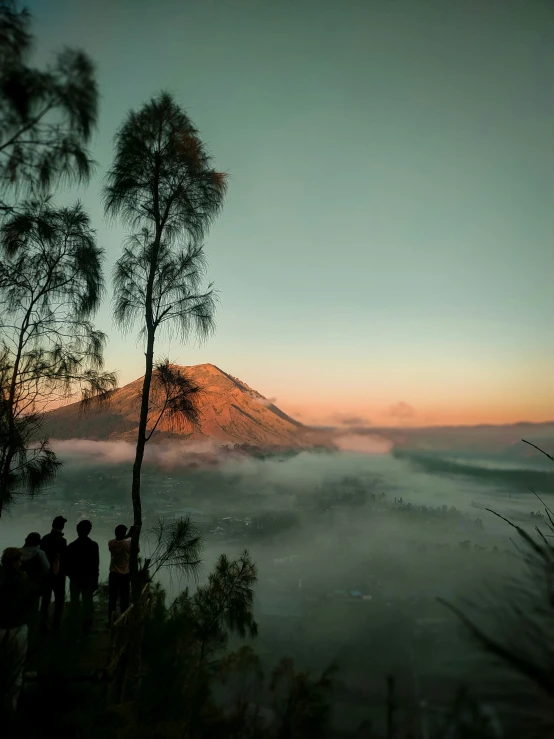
[211,649,337,739]
[0,200,116,513]
[134,551,257,735]
[192,550,258,667]
[104,92,227,599]
[216,645,265,734]
[0,0,98,214]
[269,658,337,739]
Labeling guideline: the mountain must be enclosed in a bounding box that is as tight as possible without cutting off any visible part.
[43,363,326,449]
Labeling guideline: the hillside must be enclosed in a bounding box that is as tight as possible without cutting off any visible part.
[42,363,326,449]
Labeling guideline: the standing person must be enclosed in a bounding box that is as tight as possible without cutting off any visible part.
[40,515,68,633]
[108,525,137,626]
[0,548,33,729]
[65,520,99,636]
[20,533,49,639]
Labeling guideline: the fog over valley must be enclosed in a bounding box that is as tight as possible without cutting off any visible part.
[2,429,553,733]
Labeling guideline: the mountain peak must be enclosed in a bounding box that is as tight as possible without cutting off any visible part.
[192,362,224,374]
[43,363,320,449]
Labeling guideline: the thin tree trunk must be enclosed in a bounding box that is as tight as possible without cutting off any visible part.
[129,217,160,600]
[123,162,162,702]
[125,327,154,704]
[124,263,157,703]
[0,308,32,512]
[129,324,155,603]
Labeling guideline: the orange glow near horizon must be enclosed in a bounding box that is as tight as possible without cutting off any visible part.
[280,402,554,429]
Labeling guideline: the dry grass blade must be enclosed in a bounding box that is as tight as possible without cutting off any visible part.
[437,597,554,697]
[522,439,554,463]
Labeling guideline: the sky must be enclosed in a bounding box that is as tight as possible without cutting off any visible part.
[25,0,554,427]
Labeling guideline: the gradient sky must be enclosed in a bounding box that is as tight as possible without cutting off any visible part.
[26,0,554,427]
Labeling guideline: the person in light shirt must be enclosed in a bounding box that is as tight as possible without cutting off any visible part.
[107,525,138,625]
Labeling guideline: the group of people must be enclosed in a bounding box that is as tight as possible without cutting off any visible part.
[0,515,137,720]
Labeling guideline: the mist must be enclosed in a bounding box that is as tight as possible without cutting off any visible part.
[2,434,552,732]
[51,437,223,467]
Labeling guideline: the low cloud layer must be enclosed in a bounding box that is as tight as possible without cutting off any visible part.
[51,427,395,470]
[52,438,223,468]
[333,433,393,455]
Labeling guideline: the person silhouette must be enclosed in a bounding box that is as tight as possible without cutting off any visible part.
[65,520,99,636]
[21,533,49,638]
[40,515,68,633]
